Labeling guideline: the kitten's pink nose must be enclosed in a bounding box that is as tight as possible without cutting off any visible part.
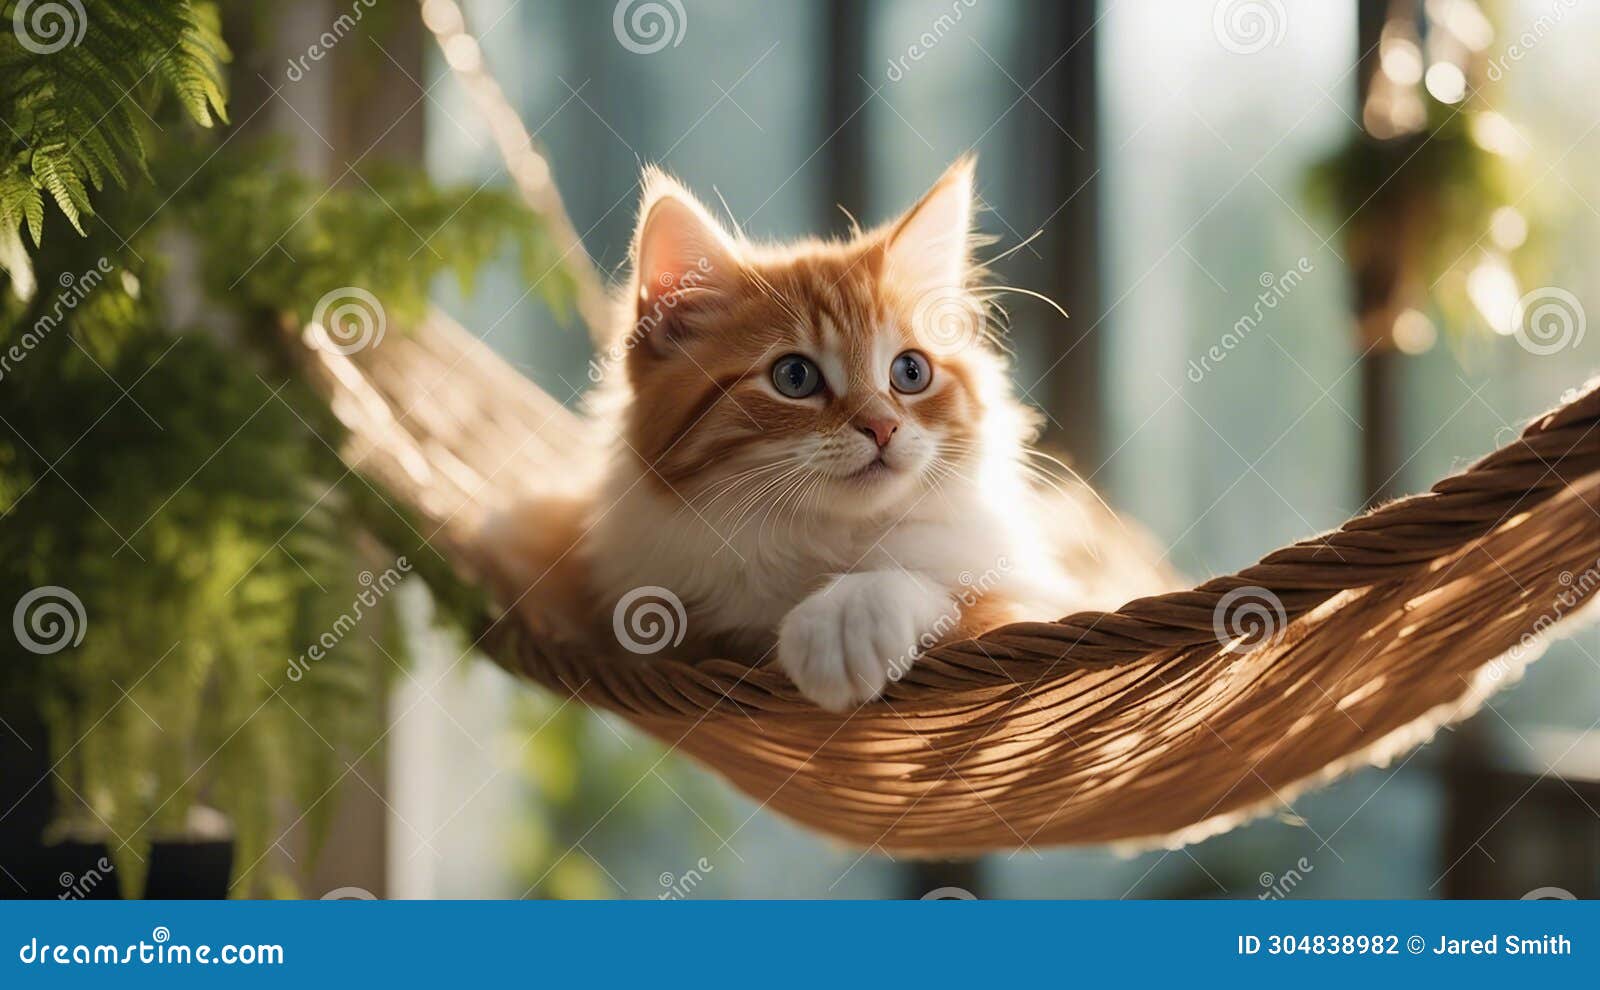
[855,417,900,449]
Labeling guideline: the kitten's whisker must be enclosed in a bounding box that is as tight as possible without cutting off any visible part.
[979,228,1044,268]
[755,468,813,548]
[974,284,1070,323]
[723,464,812,538]
[982,313,1017,358]
[924,460,980,497]
[786,476,816,543]
[743,267,809,330]
[835,203,863,238]
[691,468,780,508]
[1015,448,1123,523]
[762,479,800,548]
[693,458,801,498]
[712,187,747,241]
[722,470,803,527]
[927,439,1100,530]
[790,472,829,539]
[689,460,805,520]
[702,465,807,533]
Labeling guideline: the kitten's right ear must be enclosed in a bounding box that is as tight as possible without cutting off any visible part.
[630,168,740,346]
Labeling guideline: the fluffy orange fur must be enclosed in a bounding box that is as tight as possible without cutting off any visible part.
[485,157,1086,710]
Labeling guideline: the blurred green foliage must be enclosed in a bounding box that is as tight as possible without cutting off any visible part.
[1305,109,1540,331]
[508,692,731,900]
[0,1,568,894]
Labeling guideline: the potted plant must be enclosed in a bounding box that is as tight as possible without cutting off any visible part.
[0,0,560,896]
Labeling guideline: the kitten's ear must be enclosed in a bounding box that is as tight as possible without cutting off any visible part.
[632,168,740,331]
[883,155,975,292]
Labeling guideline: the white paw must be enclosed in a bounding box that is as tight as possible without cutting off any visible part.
[777,571,952,712]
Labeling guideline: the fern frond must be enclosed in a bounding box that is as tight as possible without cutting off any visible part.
[0,1,231,292]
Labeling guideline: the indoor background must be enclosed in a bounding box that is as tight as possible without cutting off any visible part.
[2,0,1597,900]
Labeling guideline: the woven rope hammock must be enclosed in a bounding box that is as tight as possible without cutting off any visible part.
[301,308,1600,854]
[299,3,1600,854]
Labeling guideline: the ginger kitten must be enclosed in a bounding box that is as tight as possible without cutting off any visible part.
[487,157,1086,711]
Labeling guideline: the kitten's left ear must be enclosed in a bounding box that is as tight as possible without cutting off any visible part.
[883,155,975,291]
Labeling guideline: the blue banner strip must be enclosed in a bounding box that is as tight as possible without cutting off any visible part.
[3,900,1592,986]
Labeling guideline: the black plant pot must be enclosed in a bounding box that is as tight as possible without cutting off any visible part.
[0,708,234,899]
[2,837,235,900]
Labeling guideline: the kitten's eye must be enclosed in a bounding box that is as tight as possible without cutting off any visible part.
[771,354,823,398]
[890,350,932,394]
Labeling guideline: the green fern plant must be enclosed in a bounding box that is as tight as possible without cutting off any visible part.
[0,0,228,294]
[171,144,578,330]
[0,3,571,896]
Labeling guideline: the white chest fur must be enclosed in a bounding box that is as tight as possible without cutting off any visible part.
[585,465,1028,642]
